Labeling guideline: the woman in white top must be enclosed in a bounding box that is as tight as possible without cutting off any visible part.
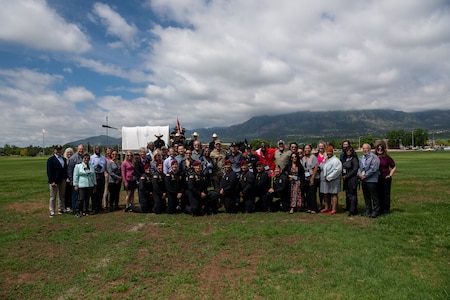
[319,145,342,215]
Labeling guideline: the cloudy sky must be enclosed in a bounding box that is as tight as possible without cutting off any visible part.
[0,0,449,146]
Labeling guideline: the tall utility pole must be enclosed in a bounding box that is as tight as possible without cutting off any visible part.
[42,129,46,155]
[105,116,109,146]
[102,118,118,148]
[412,129,415,148]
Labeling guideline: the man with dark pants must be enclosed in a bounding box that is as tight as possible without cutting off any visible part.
[187,160,209,216]
[219,160,238,213]
[267,165,290,212]
[358,143,380,218]
[165,160,184,214]
[129,164,153,213]
[254,161,270,212]
[90,145,107,214]
[239,160,255,213]
[152,162,166,214]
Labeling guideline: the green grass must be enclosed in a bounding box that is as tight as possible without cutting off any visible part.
[0,152,449,299]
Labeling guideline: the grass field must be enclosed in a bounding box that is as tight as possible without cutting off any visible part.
[0,152,449,299]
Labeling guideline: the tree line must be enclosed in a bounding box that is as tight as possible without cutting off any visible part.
[1,128,448,156]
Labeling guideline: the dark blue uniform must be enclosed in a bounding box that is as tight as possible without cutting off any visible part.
[187,172,208,216]
[165,171,184,214]
[130,172,153,213]
[239,170,255,213]
[254,170,270,212]
[268,172,290,212]
[152,170,166,214]
[220,170,238,213]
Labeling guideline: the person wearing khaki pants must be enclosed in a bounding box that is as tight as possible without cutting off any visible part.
[46,144,67,217]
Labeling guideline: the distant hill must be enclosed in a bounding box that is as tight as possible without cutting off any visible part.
[67,110,450,146]
[186,109,450,143]
[66,135,121,148]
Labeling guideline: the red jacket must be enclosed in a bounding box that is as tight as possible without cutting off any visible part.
[254,147,276,171]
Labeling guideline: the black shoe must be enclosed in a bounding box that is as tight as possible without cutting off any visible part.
[371,214,377,218]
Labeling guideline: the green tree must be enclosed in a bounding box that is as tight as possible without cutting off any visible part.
[26,145,41,157]
[414,129,428,147]
[435,139,449,147]
[385,130,406,148]
[359,136,379,148]
[402,128,428,147]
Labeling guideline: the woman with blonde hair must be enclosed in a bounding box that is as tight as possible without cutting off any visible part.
[63,147,74,212]
[151,149,164,174]
[316,142,326,209]
[121,150,136,211]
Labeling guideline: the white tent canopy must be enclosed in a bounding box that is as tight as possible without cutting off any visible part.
[121,126,169,151]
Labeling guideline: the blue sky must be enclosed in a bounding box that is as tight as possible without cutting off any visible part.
[0,0,449,147]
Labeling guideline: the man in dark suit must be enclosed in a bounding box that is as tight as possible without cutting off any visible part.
[47,145,68,217]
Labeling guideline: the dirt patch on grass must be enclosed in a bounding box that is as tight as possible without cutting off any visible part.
[5,201,43,213]
[194,244,263,298]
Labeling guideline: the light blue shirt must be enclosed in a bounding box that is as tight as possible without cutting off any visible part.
[90,154,107,174]
[163,156,176,174]
[55,154,64,168]
[358,152,380,182]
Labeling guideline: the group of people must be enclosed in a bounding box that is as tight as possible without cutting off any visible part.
[46,133,396,218]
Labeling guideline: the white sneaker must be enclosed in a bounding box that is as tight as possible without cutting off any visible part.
[65,207,72,213]
[49,211,55,218]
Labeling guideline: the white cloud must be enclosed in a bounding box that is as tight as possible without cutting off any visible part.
[63,87,95,103]
[76,57,150,83]
[0,69,103,146]
[92,2,139,48]
[0,68,62,94]
[140,0,450,129]
[0,0,91,53]
[1,0,450,146]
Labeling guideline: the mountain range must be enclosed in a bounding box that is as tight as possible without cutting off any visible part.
[67,109,450,146]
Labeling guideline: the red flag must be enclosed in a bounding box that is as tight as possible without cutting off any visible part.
[177,117,181,134]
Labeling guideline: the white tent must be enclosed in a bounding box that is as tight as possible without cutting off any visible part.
[121,126,169,151]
